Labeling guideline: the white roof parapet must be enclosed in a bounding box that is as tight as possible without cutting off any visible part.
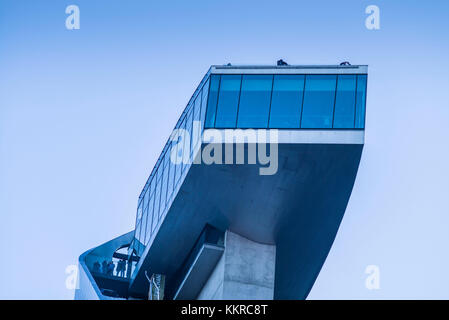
[211,65,368,75]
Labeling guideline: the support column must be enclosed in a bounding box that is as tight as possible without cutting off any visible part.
[197,230,276,300]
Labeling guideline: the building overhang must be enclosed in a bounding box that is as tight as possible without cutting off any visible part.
[129,129,364,299]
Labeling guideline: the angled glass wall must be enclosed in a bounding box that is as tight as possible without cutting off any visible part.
[205,74,367,129]
[130,75,210,259]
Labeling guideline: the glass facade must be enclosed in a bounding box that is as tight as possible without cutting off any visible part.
[237,75,273,128]
[132,71,367,259]
[205,74,367,129]
[131,73,210,258]
[333,75,357,128]
[301,75,337,128]
[269,75,305,128]
[215,75,241,128]
[355,74,367,129]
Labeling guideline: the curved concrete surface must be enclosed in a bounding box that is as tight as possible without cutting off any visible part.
[130,133,363,299]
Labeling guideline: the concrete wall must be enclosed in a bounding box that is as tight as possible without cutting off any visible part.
[197,230,276,300]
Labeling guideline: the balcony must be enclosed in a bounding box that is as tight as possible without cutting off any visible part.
[76,231,140,300]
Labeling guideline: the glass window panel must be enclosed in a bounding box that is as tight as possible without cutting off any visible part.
[175,117,186,181]
[191,92,202,158]
[149,177,156,218]
[333,75,356,128]
[143,186,150,209]
[215,75,241,128]
[269,75,304,128]
[152,180,161,233]
[136,200,143,222]
[174,117,185,184]
[158,161,166,216]
[151,205,159,234]
[182,107,194,173]
[167,142,175,200]
[159,156,169,218]
[205,75,219,128]
[134,220,142,255]
[237,75,273,128]
[140,204,148,248]
[355,75,367,128]
[135,219,142,239]
[301,75,337,128]
[158,158,164,180]
[193,92,202,122]
[144,191,155,244]
[172,139,180,187]
[201,79,209,123]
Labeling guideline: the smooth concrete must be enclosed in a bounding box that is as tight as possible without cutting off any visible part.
[130,142,363,299]
[197,231,276,300]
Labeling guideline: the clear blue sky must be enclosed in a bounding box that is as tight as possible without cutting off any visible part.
[1,0,448,299]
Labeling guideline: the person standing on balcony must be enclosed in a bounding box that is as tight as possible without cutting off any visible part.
[107,261,115,276]
[93,261,101,273]
[102,260,108,274]
[116,260,123,277]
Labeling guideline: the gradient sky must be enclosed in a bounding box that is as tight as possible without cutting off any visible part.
[1,0,448,299]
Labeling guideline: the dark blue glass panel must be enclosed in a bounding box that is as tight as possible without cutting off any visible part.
[159,155,169,218]
[237,75,273,128]
[269,75,304,128]
[201,80,209,123]
[152,179,161,233]
[182,107,194,173]
[134,220,142,255]
[205,75,219,128]
[166,142,175,199]
[333,75,356,128]
[193,91,202,123]
[355,75,367,128]
[215,75,241,128]
[174,117,185,184]
[301,75,337,128]
[136,201,143,226]
[144,190,155,244]
[134,199,143,253]
[191,92,202,159]
[143,190,148,207]
[151,198,158,233]
[140,204,148,248]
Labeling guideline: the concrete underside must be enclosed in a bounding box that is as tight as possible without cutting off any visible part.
[130,141,363,299]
